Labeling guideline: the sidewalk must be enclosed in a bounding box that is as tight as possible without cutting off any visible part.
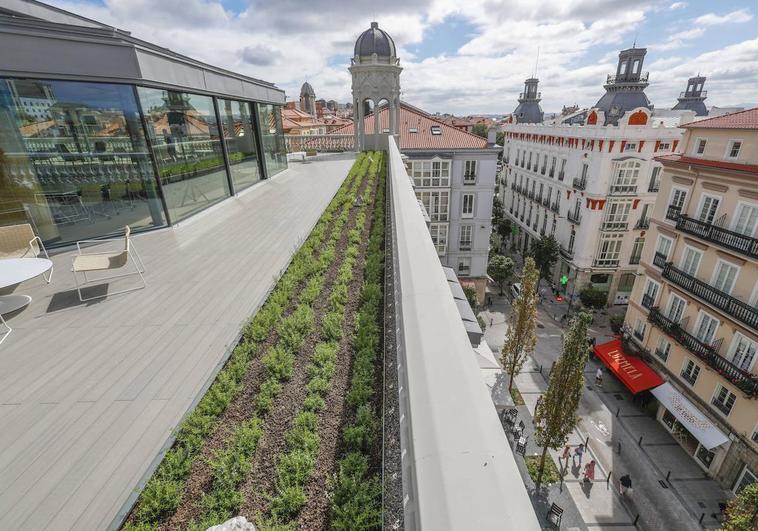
[480,286,728,530]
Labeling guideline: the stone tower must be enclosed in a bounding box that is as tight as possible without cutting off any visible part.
[299,81,316,116]
[513,77,543,124]
[349,21,402,151]
[673,76,708,116]
[594,47,652,125]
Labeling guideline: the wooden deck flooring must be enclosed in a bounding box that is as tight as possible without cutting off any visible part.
[0,158,353,531]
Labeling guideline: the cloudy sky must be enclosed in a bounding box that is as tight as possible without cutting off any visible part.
[49,0,758,114]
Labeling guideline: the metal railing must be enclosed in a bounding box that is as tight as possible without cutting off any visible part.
[550,201,560,214]
[607,72,649,84]
[648,308,757,396]
[641,293,654,308]
[572,177,586,190]
[609,184,637,195]
[634,217,650,230]
[666,204,681,221]
[541,197,550,207]
[593,257,619,268]
[560,246,574,259]
[567,209,581,224]
[653,252,667,268]
[601,221,628,231]
[386,135,541,529]
[680,90,707,98]
[675,214,758,260]
[284,134,354,153]
[648,180,660,193]
[661,262,758,330]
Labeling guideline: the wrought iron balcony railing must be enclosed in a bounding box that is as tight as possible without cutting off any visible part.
[601,221,628,232]
[648,308,758,396]
[593,257,619,268]
[573,177,586,190]
[550,201,560,214]
[607,72,649,84]
[666,204,681,221]
[648,180,660,193]
[641,293,654,308]
[629,253,642,265]
[661,261,758,330]
[567,209,581,224]
[653,251,667,268]
[676,214,758,260]
[634,217,650,230]
[560,246,574,260]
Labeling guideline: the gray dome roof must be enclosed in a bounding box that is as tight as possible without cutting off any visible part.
[300,81,315,97]
[354,22,396,59]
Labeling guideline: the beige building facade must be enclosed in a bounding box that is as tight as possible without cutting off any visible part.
[624,109,758,492]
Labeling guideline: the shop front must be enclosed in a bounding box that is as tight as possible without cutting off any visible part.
[651,383,731,474]
[593,339,665,394]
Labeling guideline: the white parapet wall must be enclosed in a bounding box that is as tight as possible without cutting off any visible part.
[387,135,540,531]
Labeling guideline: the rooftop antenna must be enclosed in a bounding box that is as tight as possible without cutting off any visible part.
[632,32,637,48]
[533,46,540,78]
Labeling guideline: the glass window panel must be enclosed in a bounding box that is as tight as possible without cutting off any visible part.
[137,87,229,222]
[0,78,166,246]
[216,98,261,192]
[257,103,288,177]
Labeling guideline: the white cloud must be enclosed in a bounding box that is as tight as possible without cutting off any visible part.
[694,8,753,26]
[669,2,687,10]
[45,0,758,114]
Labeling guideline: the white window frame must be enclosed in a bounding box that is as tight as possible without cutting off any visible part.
[727,333,758,373]
[666,293,687,323]
[459,224,473,251]
[457,256,472,276]
[733,465,757,495]
[655,336,671,362]
[655,235,673,260]
[710,259,740,296]
[725,139,742,159]
[658,142,671,152]
[680,358,701,386]
[595,234,624,266]
[611,159,641,194]
[462,193,475,218]
[693,310,720,346]
[463,160,477,184]
[679,245,703,277]
[416,190,450,222]
[695,192,721,225]
[731,201,758,237]
[710,384,737,418]
[643,278,661,306]
[429,222,448,255]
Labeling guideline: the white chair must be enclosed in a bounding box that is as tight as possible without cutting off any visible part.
[0,223,53,282]
[72,225,146,301]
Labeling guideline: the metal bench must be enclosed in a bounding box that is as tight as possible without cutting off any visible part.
[546,502,564,527]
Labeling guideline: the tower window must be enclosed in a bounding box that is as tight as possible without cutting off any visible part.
[632,59,640,74]
[619,62,627,75]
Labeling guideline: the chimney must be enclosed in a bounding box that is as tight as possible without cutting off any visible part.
[487,127,497,145]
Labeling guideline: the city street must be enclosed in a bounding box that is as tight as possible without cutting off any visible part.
[480,286,730,530]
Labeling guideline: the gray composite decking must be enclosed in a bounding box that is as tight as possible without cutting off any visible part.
[0,158,353,531]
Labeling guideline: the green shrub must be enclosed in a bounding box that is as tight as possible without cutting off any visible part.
[321,311,343,342]
[262,346,293,381]
[579,286,609,309]
[122,522,158,531]
[302,394,325,412]
[306,376,330,396]
[278,304,314,352]
[276,450,314,488]
[268,485,306,521]
[256,378,282,414]
[135,478,182,523]
[286,424,320,455]
[300,275,324,306]
[609,313,626,334]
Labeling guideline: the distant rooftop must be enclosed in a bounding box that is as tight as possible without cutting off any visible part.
[681,107,758,129]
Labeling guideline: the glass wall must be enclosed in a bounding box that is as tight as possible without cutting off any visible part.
[216,98,261,191]
[137,87,230,222]
[0,78,166,246]
[257,103,288,177]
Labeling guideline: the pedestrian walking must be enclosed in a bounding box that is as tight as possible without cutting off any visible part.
[583,460,596,483]
[561,444,571,463]
[619,474,632,496]
[490,317,493,327]
[573,443,584,466]
[595,367,603,386]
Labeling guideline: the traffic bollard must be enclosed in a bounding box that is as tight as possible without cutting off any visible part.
[617,442,621,454]
[638,435,643,446]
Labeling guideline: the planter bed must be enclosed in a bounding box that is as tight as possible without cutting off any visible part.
[123,152,386,531]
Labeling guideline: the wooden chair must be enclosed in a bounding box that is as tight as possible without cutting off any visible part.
[71,225,145,301]
[515,436,528,456]
[502,408,518,426]
[0,223,52,282]
[512,420,526,439]
[546,502,563,527]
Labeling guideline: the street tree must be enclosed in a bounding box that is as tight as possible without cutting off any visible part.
[471,123,488,138]
[533,312,592,488]
[723,483,758,531]
[530,234,560,282]
[501,257,538,392]
[496,217,512,242]
[487,254,514,295]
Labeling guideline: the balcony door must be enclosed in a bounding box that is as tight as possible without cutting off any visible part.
[729,334,757,372]
[670,188,688,213]
[733,203,758,237]
[680,247,702,276]
[711,261,739,295]
[697,194,720,224]
[694,312,719,345]
[667,294,686,323]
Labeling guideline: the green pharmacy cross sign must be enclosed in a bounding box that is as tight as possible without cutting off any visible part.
[560,275,569,286]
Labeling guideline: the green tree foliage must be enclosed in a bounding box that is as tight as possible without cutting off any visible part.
[487,254,515,295]
[723,483,758,531]
[471,123,488,138]
[579,285,609,309]
[497,217,512,242]
[492,194,504,225]
[501,257,539,392]
[533,312,592,488]
[463,285,478,309]
[529,234,560,282]
[496,131,505,146]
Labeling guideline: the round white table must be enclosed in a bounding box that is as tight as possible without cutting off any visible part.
[0,258,53,314]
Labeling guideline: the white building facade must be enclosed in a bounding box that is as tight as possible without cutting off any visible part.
[501,109,689,304]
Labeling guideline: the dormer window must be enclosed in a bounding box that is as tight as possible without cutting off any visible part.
[620,62,627,75]
[624,142,637,152]
[430,126,441,135]
[632,59,640,74]
[409,128,418,133]
[727,140,742,159]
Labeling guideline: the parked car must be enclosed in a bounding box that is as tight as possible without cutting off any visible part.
[510,282,522,299]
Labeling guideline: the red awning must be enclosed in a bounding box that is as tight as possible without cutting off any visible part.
[593,339,664,394]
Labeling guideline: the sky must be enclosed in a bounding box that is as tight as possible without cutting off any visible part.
[47,0,758,115]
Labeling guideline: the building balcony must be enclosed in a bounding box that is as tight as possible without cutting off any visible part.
[284,134,354,153]
[527,190,535,200]
[648,181,660,193]
[549,169,554,178]
[634,217,650,230]
[567,209,581,224]
[641,293,654,309]
[607,71,649,84]
[629,253,642,265]
[675,214,758,260]
[648,308,758,396]
[653,251,667,268]
[680,90,707,98]
[542,197,550,207]
[572,177,587,190]
[535,193,543,204]
[593,257,619,268]
[558,171,565,181]
[601,221,628,232]
[560,246,574,260]
[661,261,758,330]
[550,201,560,214]
[608,184,637,196]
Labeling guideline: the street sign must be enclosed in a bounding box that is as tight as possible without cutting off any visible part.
[560,274,568,285]
[511,225,519,235]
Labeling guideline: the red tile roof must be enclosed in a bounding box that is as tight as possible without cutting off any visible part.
[681,108,758,129]
[330,102,489,150]
[656,153,758,174]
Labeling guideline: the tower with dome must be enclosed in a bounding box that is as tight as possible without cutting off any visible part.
[349,21,402,151]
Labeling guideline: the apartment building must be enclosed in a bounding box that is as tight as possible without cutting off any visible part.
[501,47,688,304]
[624,108,758,492]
